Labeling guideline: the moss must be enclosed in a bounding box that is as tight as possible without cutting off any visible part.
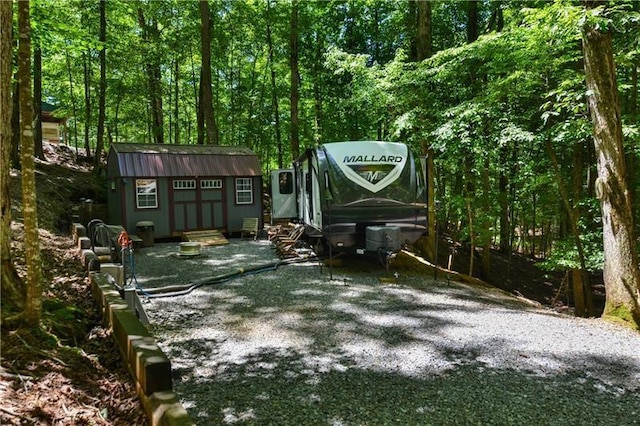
[602,302,640,332]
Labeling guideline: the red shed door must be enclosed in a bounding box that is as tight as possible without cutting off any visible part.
[169,178,226,234]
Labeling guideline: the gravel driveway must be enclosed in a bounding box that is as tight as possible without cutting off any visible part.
[135,240,640,425]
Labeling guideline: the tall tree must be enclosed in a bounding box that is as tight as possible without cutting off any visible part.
[65,50,79,152]
[199,0,219,145]
[415,0,431,60]
[546,136,595,316]
[82,50,92,155]
[582,2,640,328]
[10,73,20,168]
[18,0,43,327]
[94,0,106,171]
[1,0,23,311]
[464,0,480,277]
[173,59,179,145]
[33,43,44,160]
[415,0,435,262]
[266,0,283,168]
[137,6,164,144]
[290,0,300,161]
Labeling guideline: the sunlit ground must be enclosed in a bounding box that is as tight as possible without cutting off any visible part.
[136,241,640,425]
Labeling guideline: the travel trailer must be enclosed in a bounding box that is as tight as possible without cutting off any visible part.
[271,141,428,254]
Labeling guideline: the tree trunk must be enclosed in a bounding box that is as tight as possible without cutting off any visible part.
[466,198,475,277]
[1,0,24,310]
[197,75,205,145]
[33,43,44,160]
[313,31,323,145]
[467,0,479,43]
[65,50,79,152]
[498,169,510,253]
[151,38,163,144]
[481,156,491,278]
[415,0,435,262]
[174,59,179,145]
[199,0,219,145]
[572,268,586,317]
[546,136,594,317]
[94,0,106,172]
[83,52,92,157]
[531,192,536,257]
[407,0,417,61]
[11,80,20,168]
[18,0,43,327]
[290,0,300,161]
[487,2,504,32]
[266,1,282,168]
[137,7,164,144]
[416,0,432,59]
[628,63,638,230]
[582,8,640,328]
[227,41,236,146]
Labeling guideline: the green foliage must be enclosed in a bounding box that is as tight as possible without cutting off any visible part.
[538,231,604,273]
[41,298,87,344]
[24,0,640,274]
[43,298,83,321]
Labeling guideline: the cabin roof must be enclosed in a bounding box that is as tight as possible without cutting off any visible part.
[42,101,59,112]
[109,143,261,178]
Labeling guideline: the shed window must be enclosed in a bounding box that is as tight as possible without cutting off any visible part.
[235,178,253,204]
[201,179,222,189]
[136,179,157,209]
[173,179,196,190]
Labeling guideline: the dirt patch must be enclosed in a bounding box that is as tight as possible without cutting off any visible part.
[423,237,605,315]
[2,144,145,425]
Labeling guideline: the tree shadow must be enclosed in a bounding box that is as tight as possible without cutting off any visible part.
[168,347,640,425]
[141,245,640,424]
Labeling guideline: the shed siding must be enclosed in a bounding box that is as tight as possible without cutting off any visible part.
[107,144,263,238]
[225,176,263,233]
[120,177,172,237]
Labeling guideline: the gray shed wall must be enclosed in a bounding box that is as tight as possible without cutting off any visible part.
[107,145,263,239]
[224,176,263,233]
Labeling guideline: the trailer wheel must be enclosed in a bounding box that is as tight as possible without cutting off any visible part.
[313,238,326,257]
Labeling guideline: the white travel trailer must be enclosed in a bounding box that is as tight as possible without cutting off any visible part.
[271,141,428,254]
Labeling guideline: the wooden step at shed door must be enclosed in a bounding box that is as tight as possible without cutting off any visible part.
[182,229,229,246]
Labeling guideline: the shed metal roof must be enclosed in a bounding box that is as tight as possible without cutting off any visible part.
[109,143,261,178]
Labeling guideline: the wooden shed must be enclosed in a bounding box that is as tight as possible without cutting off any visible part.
[41,101,66,143]
[107,143,263,240]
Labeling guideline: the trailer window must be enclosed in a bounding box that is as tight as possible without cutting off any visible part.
[278,172,293,194]
[235,178,253,204]
[136,179,157,209]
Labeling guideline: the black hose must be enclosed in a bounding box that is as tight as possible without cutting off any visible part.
[136,255,317,299]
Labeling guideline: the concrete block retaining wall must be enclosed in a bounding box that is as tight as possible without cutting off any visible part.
[74,221,194,426]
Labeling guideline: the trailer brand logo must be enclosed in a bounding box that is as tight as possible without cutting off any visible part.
[324,142,408,193]
[348,164,395,185]
[343,155,403,163]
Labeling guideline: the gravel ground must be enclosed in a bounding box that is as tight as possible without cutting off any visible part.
[134,240,640,425]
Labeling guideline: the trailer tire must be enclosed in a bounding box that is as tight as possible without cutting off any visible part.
[313,238,326,257]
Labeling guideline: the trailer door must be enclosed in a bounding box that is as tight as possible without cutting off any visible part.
[270,169,297,220]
